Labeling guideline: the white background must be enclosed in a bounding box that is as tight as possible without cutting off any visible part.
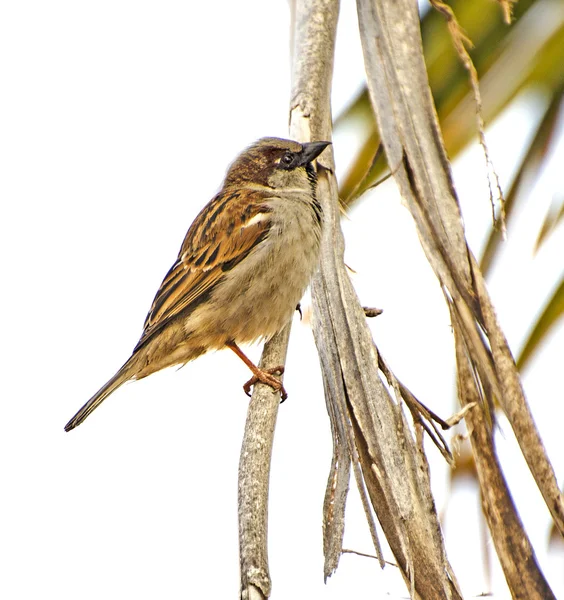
[1,1,563,598]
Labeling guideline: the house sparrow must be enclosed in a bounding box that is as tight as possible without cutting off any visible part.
[64,137,330,431]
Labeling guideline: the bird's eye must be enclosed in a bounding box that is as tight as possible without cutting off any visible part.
[281,152,294,166]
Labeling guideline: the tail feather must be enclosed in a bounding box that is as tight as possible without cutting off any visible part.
[64,361,135,432]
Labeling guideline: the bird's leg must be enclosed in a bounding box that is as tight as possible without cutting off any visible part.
[225,341,288,401]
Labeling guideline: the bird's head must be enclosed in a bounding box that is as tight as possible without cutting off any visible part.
[224,137,331,192]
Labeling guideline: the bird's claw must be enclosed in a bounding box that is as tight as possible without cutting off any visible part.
[243,366,288,402]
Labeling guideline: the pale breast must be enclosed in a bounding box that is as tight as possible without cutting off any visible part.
[185,193,322,347]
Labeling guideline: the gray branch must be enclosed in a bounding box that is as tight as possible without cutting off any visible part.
[238,324,290,599]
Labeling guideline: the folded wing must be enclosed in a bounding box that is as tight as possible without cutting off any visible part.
[134,189,273,352]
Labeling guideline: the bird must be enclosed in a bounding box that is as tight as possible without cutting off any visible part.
[64,137,330,431]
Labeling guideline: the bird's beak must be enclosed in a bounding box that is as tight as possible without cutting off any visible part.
[297,141,331,166]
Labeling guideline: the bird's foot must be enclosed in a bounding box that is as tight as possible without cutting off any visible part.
[243,366,288,402]
[225,341,288,401]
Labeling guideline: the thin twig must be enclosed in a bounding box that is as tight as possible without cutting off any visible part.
[341,548,398,567]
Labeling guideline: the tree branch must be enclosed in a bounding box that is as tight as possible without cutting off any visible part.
[238,325,290,599]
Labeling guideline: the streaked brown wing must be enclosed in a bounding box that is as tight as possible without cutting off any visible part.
[133,188,273,352]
